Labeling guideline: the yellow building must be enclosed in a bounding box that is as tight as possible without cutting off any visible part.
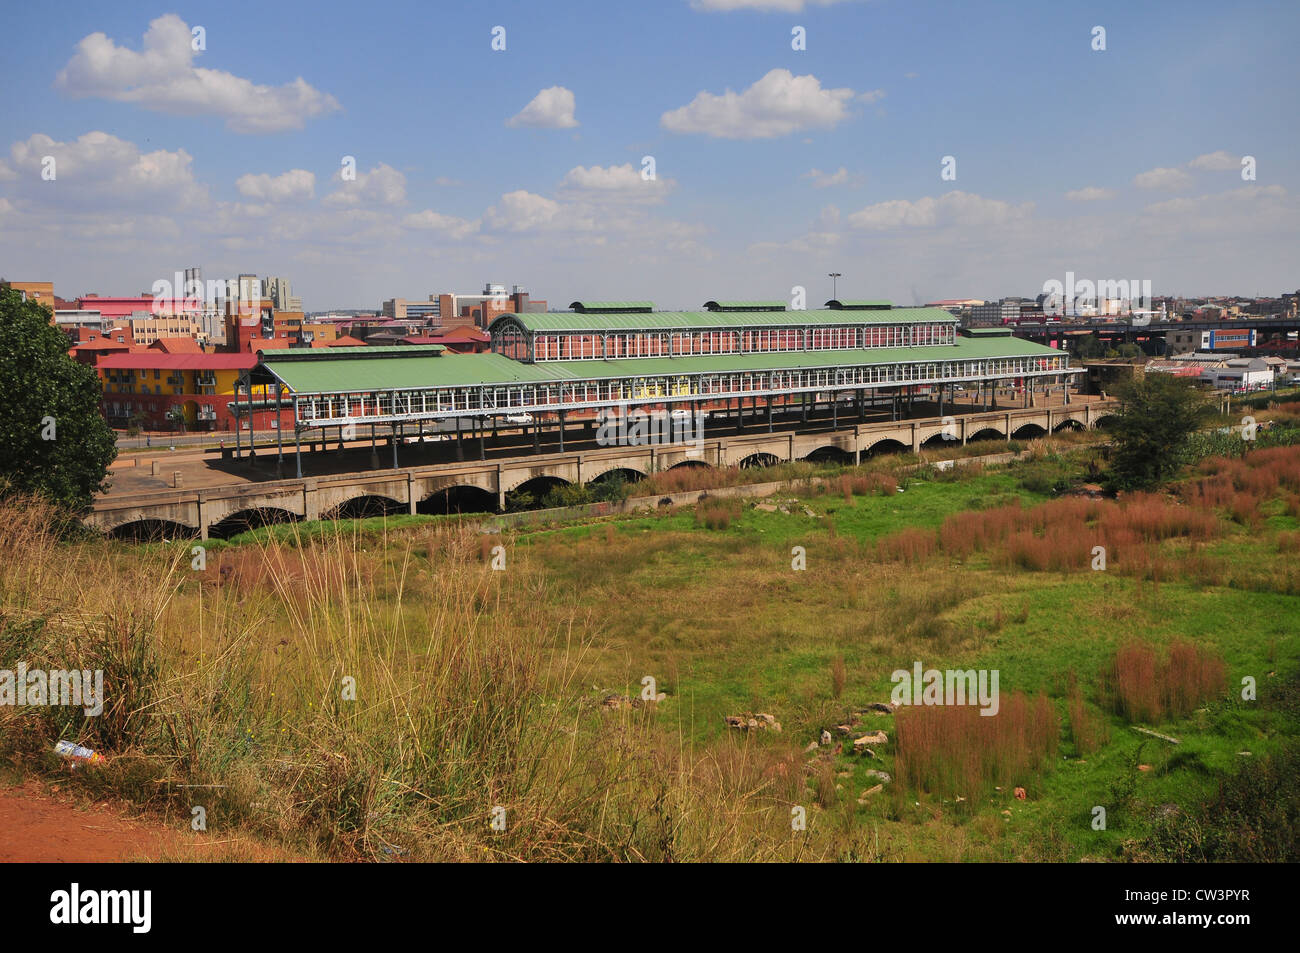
[2,280,56,315]
[94,352,284,431]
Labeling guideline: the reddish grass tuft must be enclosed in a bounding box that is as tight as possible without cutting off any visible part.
[1103,639,1227,723]
[695,496,742,530]
[875,527,937,564]
[894,691,1057,799]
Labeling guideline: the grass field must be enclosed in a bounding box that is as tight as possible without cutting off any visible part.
[2,433,1297,861]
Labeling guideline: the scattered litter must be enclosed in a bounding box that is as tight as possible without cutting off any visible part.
[723,712,781,732]
[858,702,897,715]
[54,740,104,766]
[1133,726,1180,745]
[857,784,884,802]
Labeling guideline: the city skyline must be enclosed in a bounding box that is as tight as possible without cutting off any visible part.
[1,0,1296,310]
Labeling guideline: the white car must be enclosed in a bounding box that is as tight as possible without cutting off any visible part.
[503,413,535,426]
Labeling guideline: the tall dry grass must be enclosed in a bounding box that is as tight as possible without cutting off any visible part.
[893,691,1058,800]
[0,496,864,861]
[874,487,1223,576]
[1102,640,1227,724]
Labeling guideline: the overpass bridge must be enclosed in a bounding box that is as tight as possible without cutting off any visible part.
[1015,316,1300,352]
[87,400,1117,539]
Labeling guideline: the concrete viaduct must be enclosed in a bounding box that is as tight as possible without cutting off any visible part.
[88,401,1117,538]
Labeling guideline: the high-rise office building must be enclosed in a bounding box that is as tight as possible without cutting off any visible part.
[263,276,303,312]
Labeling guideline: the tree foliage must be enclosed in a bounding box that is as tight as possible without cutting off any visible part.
[1106,372,1211,490]
[0,288,117,512]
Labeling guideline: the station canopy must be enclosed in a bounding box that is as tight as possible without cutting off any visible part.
[250,335,1067,398]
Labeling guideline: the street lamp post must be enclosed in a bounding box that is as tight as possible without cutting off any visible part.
[828,272,842,301]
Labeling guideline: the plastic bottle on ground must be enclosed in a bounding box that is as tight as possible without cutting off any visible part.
[54,740,105,765]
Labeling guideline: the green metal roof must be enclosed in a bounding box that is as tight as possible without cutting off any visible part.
[262,352,556,394]
[259,345,445,360]
[569,301,654,313]
[962,327,1014,336]
[489,307,958,334]
[260,335,1066,395]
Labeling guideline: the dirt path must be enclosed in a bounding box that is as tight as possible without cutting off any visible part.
[0,780,178,862]
[0,779,296,862]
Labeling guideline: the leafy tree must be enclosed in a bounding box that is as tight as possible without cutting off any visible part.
[590,471,629,503]
[166,405,187,434]
[1106,372,1211,490]
[540,482,594,508]
[504,488,536,513]
[0,288,117,512]
[1073,333,1106,361]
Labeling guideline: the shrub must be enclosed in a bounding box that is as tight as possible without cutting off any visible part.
[695,496,742,530]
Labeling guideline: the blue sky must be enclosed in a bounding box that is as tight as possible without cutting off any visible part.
[1,0,1296,310]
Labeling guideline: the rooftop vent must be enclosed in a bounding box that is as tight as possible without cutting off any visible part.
[569,301,654,314]
[703,300,787,312]
[825,300,893,310]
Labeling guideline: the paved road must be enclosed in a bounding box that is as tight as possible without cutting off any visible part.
[114,418,478,451]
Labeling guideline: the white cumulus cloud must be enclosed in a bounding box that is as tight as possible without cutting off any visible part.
[401,209,479,239]
[847,191,1032,229]
[1065,186,1116,202]
[1133,166,1193,191]
[506,86,578,129]
[484,190,563,231]
[235,169,315,202]
[324,163,407,208]
[660,68,858,139]
[1188,150,1240,172]
[0,130,207,211]
[803,166,851,188]
[54,14,340,133]
[559,163,674,203]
